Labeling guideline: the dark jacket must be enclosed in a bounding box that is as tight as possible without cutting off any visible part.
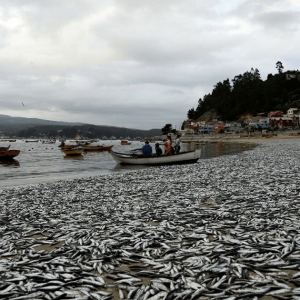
[156,147,162,156]
[142,144,152,157]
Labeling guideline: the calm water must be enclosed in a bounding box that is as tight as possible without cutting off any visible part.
[0,140,256,189]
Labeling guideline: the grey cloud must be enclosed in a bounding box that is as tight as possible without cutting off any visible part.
[252,11,300,31]
[0,0,300,129]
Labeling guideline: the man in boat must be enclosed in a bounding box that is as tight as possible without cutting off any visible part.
[174,134,181,154]
[155,142,162,156]
[142,141,152,157]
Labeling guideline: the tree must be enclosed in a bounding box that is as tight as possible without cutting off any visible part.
[161,124,173,135]
[276,61,284,74]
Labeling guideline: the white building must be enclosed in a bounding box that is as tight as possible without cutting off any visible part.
[287,108,299,116]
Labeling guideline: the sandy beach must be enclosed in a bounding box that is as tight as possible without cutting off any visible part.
[1,138,300,299]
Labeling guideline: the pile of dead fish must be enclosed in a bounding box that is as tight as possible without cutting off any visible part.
[2,139,300,299]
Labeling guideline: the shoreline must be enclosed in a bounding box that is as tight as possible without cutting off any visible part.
[182,133,300,144]
[1,140,300,299]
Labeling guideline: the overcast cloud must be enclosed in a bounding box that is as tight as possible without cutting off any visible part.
[0,0,299,129]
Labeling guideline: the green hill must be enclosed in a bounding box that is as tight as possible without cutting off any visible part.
[0,114,161,138]
[0,114,83,133]
[187,66,300,121]
[16,124,161,139]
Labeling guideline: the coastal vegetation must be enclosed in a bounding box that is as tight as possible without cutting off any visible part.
[187,62,300,121]
[161,123,177,135]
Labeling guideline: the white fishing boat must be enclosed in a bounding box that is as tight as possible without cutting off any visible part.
[110,149,201,165]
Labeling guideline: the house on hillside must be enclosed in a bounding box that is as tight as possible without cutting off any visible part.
[225,122,242,132]
[198,125,215,134]
[269,117,294,128]
[268,111,283,117]
[248,117,270,130]
[183,119,205,132]
[287,108,300,116]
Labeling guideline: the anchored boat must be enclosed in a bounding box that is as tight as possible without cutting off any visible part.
[64,146,84,156]
[0,150,20,160]
[83,145,104,151]
[110,149,201,165]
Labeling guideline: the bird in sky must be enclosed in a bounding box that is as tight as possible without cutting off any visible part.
[22,102,25,106]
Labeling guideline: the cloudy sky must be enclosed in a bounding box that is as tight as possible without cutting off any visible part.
[0,0,299,129]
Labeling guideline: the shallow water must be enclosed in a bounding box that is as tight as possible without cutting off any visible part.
[0,140,256,189]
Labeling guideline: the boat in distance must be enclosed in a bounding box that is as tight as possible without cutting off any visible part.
[64,146,84,156]
[59,144,77,150]
[110,149,201,165]
[25,140,39,143]
[83,145,114,151]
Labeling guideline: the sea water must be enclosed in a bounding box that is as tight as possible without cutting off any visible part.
[0,140,256,189]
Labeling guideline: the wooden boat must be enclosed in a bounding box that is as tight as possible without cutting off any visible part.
[102,145,113,151]
[0,150,20,159]
[121,140,131,145]
[83,145,104,151]
[59,144,78,150]
[0,145,11,152]
[110,149,201,165]
[0,140,16,142]
[64,146,84,156]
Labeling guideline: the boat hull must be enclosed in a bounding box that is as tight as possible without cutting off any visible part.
[110,149,201,165]
[0,150,20,159]
[60,145,77,150]
[83,145,104,151]
[102,145,113,151]
[64,149,84,156]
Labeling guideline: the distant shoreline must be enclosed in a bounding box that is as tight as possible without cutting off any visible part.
[180,132,300,144]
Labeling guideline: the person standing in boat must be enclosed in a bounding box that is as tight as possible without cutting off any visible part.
[142,141,152,157]
[174,134,181,154]
[164,136,172,155]
[155,142,162,156]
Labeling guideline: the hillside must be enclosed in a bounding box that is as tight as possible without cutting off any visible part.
[16,124,161,139]
[0,115,161,138]
[0,114,83,133]
[187,66,300,121]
